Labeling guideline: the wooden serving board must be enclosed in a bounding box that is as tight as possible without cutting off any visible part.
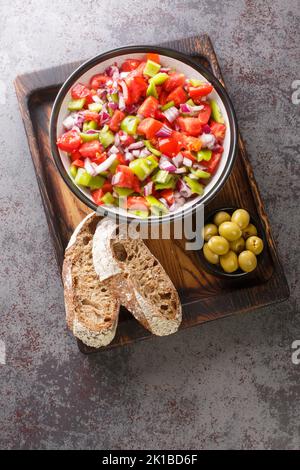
[15,35,289,353]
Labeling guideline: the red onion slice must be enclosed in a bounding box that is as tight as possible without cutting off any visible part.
[202,124,211,134]
[177,179,192,198]
[114,133,120,147]
[127,141,145,150]
[108,145,119,155]
[144,181,153,196]
[183,157,193,167]
[111,172,122,185]
[118,93,126,111]
[172,152,183,167]
[159,160,177,172]
[108,101,118,111]
[84,158,98,176]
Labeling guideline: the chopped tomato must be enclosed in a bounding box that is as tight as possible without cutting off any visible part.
[177,117,202,137]
[188,83,213,99]
[83,110,100,123]
[90,74,110,90]
[114,165,141,192]
[72,159,84,168]
[70,150,82,162]
[160,189,175,206]
[146,53,160,64]
[79,140,103,158]
[182,150,197,162]
[137,118,163,139]
[182,135,202,152]
[159,89,169,106]
[71,83,91,100]
[158,137,178,157]
[210,121,226,140]
[116,152,127,165]
[197,102,212,125]
[164,73,185,92]
[166,86,187,106]
[126,196,149,211]
[101,181,113,193]
[125,76,147,104]
[109,110,126,132]
[201,151,222,174]
[121,59,142,72]
[138,96,159,118]
[56,130,82,152]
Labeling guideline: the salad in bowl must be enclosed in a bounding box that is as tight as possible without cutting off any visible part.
[51,47,237,220]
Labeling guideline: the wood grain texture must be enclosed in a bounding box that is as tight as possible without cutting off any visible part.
[14,34,289,354]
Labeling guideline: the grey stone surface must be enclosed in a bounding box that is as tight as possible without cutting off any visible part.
[0,0,299,450]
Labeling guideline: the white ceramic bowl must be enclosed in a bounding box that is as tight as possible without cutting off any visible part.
[50,46,238,223]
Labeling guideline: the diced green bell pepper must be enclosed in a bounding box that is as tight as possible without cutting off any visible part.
[150,72,169,85]
[144,140,161,157]
[197,149,212,161]
[210,99,224,123]
[75,168,92,187]
[88,102,102,112]
[108,93,119,104]
[145,195,169,215]
[114,187,134,197]
[83,120,98,132]
[69,164,77,179]
[99,128,115,148]
[101,192,116,205]
[152,170,171,184]
[129,155,158,181]
[89,175,105,190]
[80,132,99,142]
[161,101,175,111]
[184,176,204,195]
[143,59,161,77]
[120,115,141,135]
[146,80,158,99]
[190,168,211,179]
[67,98,86,111]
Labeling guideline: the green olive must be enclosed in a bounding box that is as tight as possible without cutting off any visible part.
[238,250,257,272]
[242,223,257,239]
[246,236,264,255]
[208,236,229,255]
[202,223,218,242]
[220,250,239,273]
[219,221,242,241]
[203,243,219,264]
[231,209,250,230]
[213,211,231,227]
[229,237,245,254]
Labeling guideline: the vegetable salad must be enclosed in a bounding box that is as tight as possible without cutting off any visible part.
[56,53,227,217]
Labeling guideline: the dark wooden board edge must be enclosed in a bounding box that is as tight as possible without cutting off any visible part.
[14,34,290,354]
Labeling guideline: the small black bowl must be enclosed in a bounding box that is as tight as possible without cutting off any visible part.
[198,206,267,279]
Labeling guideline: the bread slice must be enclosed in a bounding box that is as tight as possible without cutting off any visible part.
[93,219,182,336]
[62,213,120,348]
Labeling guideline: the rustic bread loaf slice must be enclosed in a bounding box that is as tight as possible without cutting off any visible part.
[93,219,182,336]
[62,213,120,348]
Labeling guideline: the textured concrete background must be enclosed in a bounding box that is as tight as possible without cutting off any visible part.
[0,0,299,450]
